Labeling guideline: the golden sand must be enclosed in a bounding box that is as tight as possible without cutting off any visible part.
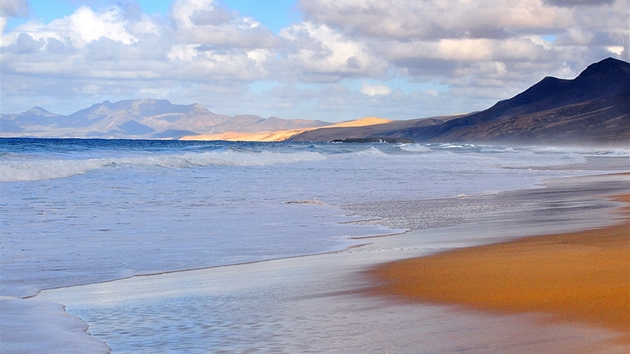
[180,117,392,142]
[369,196,630,336]
[323,117,392,128]
[180,129,306,142]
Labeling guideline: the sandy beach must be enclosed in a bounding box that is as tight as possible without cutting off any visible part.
[368,202,629,340]
[29,171,630,353]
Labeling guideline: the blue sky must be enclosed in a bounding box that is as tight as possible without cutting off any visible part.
[8,0,298,33]
[1,0,627,121]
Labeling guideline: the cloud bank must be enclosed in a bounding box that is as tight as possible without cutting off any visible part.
[1,0,627,121]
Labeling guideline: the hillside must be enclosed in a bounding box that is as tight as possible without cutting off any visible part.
[290,58,630,146]
[287,116,460,143]
[180,117,396,142]
[2,58,628,146]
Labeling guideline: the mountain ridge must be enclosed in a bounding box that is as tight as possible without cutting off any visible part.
[2,57,628,146]
[290,57,630,147]
[0,98,330,139]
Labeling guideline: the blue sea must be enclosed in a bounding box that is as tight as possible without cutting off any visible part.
[1,138,627,352]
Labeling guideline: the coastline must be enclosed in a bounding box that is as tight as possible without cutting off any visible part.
[30,171,630,353]
[367,205,629,338]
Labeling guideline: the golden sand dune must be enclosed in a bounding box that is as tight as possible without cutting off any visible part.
[323,117,392,128]
[180,129,305,142]
[369,194,630,337]
[180,117,392,142]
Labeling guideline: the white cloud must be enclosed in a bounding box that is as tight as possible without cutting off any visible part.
[167,44,198,62]
[361,82,391,96]
[299,0,573,40]
[385,38,548,62]
[556,27,596,46]
[1,5,143,50]
[280,22,388,81]
[607,46,624,56]
[544,0,616,6]
[298,0,626,65]
[296,0,627,102]
[1,1,281,91]
[139,88,171,97]
[0,0,29,19]
[0,0,28,32]
[171,0,279,48]
[68,6,137,45]
[0,0,627,122]
[426,89,439,97]
[171,0,213,27]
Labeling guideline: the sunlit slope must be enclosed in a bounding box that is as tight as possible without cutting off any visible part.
[180,117,392,142]
[324,117,392,128]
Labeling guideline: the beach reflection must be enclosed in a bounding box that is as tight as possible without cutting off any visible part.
[38,212,625,353]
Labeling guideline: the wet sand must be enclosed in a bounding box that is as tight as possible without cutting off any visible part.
[369,194,630,344]
[33,173,630,353]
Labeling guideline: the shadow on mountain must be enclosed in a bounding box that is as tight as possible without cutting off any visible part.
[290,57,630,147]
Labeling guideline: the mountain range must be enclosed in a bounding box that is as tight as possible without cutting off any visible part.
[0,99,329,139]
[2,57,628,146]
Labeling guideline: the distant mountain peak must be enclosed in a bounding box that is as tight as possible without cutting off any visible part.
[26,106,57,116]
[1,98,330,139]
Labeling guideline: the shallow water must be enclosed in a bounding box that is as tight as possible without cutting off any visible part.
[38,219,627,354]
[5,139,615,298]
[2,139,628,352]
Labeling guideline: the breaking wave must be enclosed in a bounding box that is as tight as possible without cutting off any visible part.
[352,146,389,157]
[399,144,432,152]
[0,150,327,182]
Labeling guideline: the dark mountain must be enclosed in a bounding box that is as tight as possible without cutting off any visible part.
[289,117,456,143]
[291,57,630,146]
[486,57,629,116]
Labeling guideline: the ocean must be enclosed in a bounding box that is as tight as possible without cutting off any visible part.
[1,138,627,353]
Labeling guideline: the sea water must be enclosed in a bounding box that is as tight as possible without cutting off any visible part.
[1,138,627,352]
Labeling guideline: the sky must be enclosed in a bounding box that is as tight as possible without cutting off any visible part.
[1,0,628,122]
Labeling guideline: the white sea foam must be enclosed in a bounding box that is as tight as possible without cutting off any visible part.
[0,150,326,182]
[353,146,389,157]
[0,158,113,182]
[0,297,110,354]
[441,143,465,148]
[399,143,432,152]
[529,146,630,156]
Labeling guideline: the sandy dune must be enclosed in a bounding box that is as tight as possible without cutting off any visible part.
[180,117,392,142]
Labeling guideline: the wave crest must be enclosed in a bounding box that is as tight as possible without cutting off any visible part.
[0,150,326,182]
[399,144,432,152]
[353,147,389,157]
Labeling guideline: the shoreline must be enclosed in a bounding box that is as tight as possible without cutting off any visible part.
[367,207,629,337]
[25,173,628,299]
[29,171,630,353]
